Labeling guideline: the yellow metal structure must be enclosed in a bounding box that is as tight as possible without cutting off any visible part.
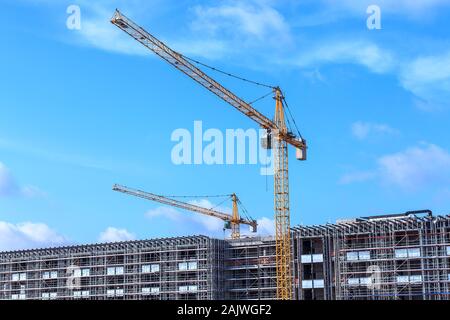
[112,184,257,239]
[230,193,240,239]
[111,10,307,299]
[273,88,292,299]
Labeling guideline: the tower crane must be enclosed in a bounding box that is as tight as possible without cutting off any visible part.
[112,184,257,240]
[111,10,307,300]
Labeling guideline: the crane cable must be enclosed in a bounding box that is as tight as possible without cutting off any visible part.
[183,54,304,139]
[208,195,233,212]
[164,194,255,224]
[248,90,274,105]
[157,193,253,219]
[159,194,232,199]
[236,198,254,222]
[158,193,234,214]
[182,55,276,90]
[283,96,304,140]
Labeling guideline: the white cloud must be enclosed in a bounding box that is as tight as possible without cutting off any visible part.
[26,0,450,110]
[145,198,272,237]
[240,216,274,237]
[0,162,17,196]
[6,1,146,57]
[78,18,148,56]
[170,39,229,60]
[60,0,450,112]
[192,1,290,42]
[70,1,291,60]
[63,1,151,57]
[293,41,450,111]
[351,121,398,140]
[302,69,326,84]
[294,40,394,74]
[400,51,450,110]
[351,122,370,140]
[21,185,47,198]
[378,143,450,190]
[188,199,229,232]
[145,199,227,235]
[0,162,45,198]
[0,221,67,251]
[98,227,136,243]
[339,171,377,185]
[339,143,450,191]
[146,206,181,220]
[255,217,275,236]
[171,1,292,60]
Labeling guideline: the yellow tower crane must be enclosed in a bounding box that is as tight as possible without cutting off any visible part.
[112,184,257,239]
[111,10,307,300]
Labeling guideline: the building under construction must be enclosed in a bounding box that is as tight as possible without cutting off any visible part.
[294,210,450,300]
[1,210,449,300]
[0,236,224,300]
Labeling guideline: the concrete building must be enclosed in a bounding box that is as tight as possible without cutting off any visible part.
[1,211,449,300]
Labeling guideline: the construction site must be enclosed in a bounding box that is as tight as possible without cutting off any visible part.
[1,210,450,300]
[1,9,449,302]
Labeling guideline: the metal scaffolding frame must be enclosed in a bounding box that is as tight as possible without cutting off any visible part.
[224,237,277,300]
[292,213,450,300]
[1,212,449,300]
[0,236,223,300]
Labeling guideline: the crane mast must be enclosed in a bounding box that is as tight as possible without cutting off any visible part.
[111,10,307,300]
[112,184,257,239]
[274,89,292,299]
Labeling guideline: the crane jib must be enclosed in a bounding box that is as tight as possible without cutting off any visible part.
[110,10,306,151]
[112,184,257,229]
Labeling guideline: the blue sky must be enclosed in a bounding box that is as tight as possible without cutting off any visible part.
[1,0,450,250]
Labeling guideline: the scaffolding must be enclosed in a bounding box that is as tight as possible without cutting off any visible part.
[224,237,277,300]
[1,211,449,300]
[292,212,450,300]
[292,223,335,300]
[0,236,223,300]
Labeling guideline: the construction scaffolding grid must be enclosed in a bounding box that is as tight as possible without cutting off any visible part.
[1,211,449,300]
[224,237,277,300]
[292,212,450,300]
[0,236,223,300]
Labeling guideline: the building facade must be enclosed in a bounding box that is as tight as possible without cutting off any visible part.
[224,237,277,300]
[1,211,449,300]
[0,236,224,300]
[293,210,450,300]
